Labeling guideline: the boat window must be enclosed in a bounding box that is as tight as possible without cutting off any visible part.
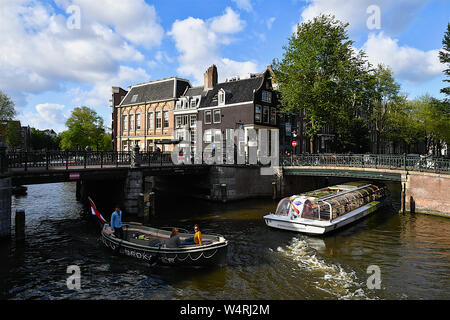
[275,198,291,216]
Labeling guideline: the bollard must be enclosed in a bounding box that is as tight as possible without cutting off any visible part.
[272,181,277,200]
[138,193,144,218]
[15,209,25,242]
[149,192,156,216]
[220,184,227,203]
[143,193,150,225]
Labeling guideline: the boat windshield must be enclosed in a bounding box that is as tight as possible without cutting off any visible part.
[275,198,291,216]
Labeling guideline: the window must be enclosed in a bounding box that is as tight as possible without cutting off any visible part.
[262,90,272,103]
[190,99,196,108]
[190,115,197,127]
[164,145,169,152]
[218,90,225,105]
[270,108,276,125]
[131,94,138,103]
[148,112,154,130]
[205,110,212,124]
[136,114,141,130]
[122,115,128,131]
[176,116,182,128]
[122,141,128,151]
[213,109,221,123]
[263,106,269,124]
[204,129,212,142]
[156,112,162,129]
[163,111,169,128]
[147,140,153,152]
[176,100,181,110]
[130,114,135,130]
[255,105,262,122]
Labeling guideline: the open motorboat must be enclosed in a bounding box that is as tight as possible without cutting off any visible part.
[263,182,388,235]
[101,222,228,266]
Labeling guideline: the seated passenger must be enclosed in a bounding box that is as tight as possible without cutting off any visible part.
[167,228,181,248]
[181,224,202,246]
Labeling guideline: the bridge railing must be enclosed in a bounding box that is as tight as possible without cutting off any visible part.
[7,151,175,170]
[281,154,450,174]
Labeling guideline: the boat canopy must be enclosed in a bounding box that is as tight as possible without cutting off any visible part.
[274,184,388,221]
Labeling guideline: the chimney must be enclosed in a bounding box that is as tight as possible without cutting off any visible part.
[204,65,218,90]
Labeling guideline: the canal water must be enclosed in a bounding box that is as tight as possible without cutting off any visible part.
[1,182,449,300]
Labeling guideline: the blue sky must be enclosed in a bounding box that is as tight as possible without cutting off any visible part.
[1,0,448,132]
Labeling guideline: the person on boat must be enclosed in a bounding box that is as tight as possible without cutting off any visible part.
[110,206,123,239]
[167,228,181,248]
[181,224,202,246]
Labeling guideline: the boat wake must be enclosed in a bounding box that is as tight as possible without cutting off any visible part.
[277,237,370,300]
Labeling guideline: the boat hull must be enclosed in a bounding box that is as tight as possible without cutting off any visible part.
[101,229,228,266]
[264,198,387,235]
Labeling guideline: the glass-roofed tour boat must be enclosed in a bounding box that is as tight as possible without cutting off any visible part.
[263,182,389,235]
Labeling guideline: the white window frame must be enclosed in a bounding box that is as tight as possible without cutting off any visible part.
[204,110,212,124]
[156,111,162,129]
[148,112,154,130]
[263,106,269,124]
[218,89,225,106]
[190,115,197,127]
[130,114,135,130]
[136,113,141,130]
[163,111,169,128]
[213,109,221,123]
[255,105,262,123]
[122,115,128,131]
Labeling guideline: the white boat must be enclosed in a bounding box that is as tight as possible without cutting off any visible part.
[263,182,388,235]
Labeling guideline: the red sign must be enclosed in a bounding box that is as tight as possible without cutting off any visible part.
[292,141,297,147]
[69,172,80,180]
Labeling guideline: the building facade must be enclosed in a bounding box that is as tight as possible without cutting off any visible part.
[114,77,191,152]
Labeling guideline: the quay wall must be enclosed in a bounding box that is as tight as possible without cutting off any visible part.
[0,176,11,239]
[405,172,450,217]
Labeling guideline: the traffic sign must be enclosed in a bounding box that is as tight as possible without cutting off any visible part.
[292,141,297,147]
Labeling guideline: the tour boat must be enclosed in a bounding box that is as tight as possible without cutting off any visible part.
[101,222,228,266]
[263,182,388,235]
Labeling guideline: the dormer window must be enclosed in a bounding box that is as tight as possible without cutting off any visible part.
[190,98,196,109]
[131,94,138,103]
[176,100,181,109]
[218,89,225,106]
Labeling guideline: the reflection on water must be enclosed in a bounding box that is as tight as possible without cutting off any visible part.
[1,182,449,300]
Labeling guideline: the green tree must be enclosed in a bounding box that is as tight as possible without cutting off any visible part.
[415,96,450,155]
[5,122,22,149]
[369,64,402,153]
[0,90,16,120]
[60,106,109,151]
[272,14,370,153]
[439,23,450,98]
[30,129,60,150]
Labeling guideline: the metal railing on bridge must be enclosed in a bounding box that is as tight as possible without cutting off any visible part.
[281,153,450,174]
[7,151,174,171]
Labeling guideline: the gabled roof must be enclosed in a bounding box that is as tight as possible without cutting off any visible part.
[120,78,191,106]
[199,74,265,108]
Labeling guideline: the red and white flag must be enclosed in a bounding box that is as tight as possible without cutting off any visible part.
[88,197,106,224]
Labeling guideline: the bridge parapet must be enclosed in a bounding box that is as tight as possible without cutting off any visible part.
[281,154,450,175]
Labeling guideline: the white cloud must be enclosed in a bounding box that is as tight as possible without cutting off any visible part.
[362,32,444,84]
[266,17,276,30]
[299,0,428,36]
[231,0,253,12]
[210,7,246,34]
[20,103,68,133]
[168,7,259,85]
[0,0,162,103]
[69,66,150,109]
